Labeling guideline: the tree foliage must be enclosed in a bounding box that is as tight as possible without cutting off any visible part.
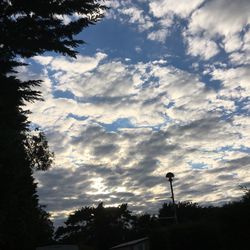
[0,1,106,249]
[0,64,54,249]
[152,190,250,250]
[159,201,205,224]
[24,129,54,171]
[55,203,132,250]
[0,0,106,59]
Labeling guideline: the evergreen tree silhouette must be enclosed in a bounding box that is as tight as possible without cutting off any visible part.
[0,1,106,249]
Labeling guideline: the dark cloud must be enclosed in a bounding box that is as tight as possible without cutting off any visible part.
[142,92,167,106]
[170,116,223,137]
[178,183,219,198]
[93,144,119,156]
[227,156,250,168]
[217,174,236,181]
[78,95,138,106]
[135,131,177,158]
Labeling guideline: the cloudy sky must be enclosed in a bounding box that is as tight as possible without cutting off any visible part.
[21,0,250,226]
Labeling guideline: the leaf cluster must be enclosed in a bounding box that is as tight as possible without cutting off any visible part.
[24,129,54,171]
[0,0,107,58]
[55,203,132,249]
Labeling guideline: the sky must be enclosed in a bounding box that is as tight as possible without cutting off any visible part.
[19,0,250,226]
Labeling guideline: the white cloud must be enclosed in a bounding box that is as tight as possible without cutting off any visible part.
[229,52,250,65]
[34,52,107,74]
[135,46,142,53]
[211,66,250,98]
[243,30,250,52]
[229,30,250,65]
[27,52,242,127]
[188,0,250,37]
[185,35,219,60]
[147,29,169,43]
[21,52,250,224]
[223,33,243,53]
[121,7,145,24]
[149,0,204,18]
[185,0,250,60]
[113,4,154,32]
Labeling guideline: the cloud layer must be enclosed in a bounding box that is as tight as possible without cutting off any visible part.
[18,0,250,225]
[21,49,249,225]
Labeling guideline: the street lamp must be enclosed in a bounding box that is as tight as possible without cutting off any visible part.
[166,172,178,224]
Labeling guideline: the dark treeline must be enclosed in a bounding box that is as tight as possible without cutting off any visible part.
[55,189,250,250]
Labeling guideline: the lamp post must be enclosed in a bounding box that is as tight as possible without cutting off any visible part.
[166,172,178,224]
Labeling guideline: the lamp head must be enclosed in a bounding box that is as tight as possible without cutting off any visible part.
[166,172,174,181]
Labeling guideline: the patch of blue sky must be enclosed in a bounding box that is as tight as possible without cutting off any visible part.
[215,146,250,154]
[67,113,89,121]
[185,50,230,92]
[198,73,222,91]
[160,20,190,62]
[164,101,175,109]
[53,90,75,100]
[28,57,65,90]
[141,75,160,89]
[151,122,169,132]
[28,122,42,131]
[234,97,250,114]
[98,118,135,132]
[98,116,170,132]
[77,17,187,64]
[189,162,208,170]
[220,97,250,121]
[77,19,148,60]
[25,58,45,76]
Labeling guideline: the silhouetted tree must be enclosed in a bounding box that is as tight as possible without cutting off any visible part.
[151,190,250,250]
[0,0,106,59]
[159,201,205,224]
[0,1,106,249]
[0,67,54,249]
[217,188,250,250]
[55,203,132,250]
[130,213,159,239]
[54,190,250,250]
[35,205,55,247]
[24,129,54,171]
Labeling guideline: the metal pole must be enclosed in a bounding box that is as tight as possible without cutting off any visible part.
[166,172,178,224]
[169,179,178,224]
